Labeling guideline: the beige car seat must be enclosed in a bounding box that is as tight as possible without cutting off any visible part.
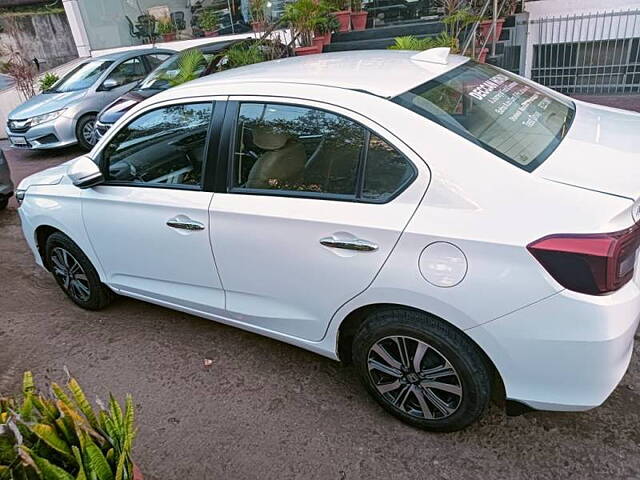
[246,127,307,189]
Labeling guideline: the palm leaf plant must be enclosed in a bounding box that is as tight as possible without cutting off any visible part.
[163,48,207,87]
[0,371,138,480]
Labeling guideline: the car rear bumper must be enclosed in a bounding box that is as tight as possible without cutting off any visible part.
[5,115,77,150]
[466,280,640,411]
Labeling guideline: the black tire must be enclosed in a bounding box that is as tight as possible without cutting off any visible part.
[45,232,114,310]
[353,308,491,432]
[0,196,8,210]
[75,114,98,151]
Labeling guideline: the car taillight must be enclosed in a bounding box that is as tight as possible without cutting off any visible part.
[527,223,640,295]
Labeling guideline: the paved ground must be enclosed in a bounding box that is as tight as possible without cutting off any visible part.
[1,140,640,480]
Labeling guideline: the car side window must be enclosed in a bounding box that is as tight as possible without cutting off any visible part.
[144,53,172,70]
[233,103,365,196]
[231,102,416,202]
[103,57,146,88]
[103,102,213,188]
[363,134,415,202]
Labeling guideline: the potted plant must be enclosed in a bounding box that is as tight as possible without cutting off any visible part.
[473,0,517,44]
[350,0,367,31]
[284,0,324,55]
[198,7,220,37]
[312,4,338,46]
[0,371,140,479]
[325,0,350,33]
[157,18,177,42]
[250,0,268,32]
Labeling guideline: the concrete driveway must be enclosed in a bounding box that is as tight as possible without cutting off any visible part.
[1,143,639,480]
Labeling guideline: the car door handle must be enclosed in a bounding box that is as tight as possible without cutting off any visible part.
[166,218,205,231]
[319,237,379,252]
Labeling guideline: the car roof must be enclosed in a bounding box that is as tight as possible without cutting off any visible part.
[169,50,469,98]
[92,48,175,62]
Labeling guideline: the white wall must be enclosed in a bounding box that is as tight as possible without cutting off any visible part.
[525,0,640,19]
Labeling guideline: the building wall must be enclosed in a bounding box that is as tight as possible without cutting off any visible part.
[525,0,640,19]
[0,12,78,71]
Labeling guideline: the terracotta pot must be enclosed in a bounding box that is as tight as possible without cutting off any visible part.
[476,47,489,63]
[334,10,351,32]
[251,21,264,32]
[478,19,505,42]
[161,33,176,41]
[204,30,219,37]
[295,45,321,56]
[314,32,331,45]
[350,11,367,31]
[312,36,324,52]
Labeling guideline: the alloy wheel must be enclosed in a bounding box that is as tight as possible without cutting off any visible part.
[367,335,463,419]
[50,247,91,302]
[82,119,97,146]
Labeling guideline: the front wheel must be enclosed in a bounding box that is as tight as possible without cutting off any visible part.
[45,232,114,310]
[75,114,98,151]
[353,308,492,432]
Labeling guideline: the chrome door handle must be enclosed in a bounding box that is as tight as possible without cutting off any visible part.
[320,237,379,252]
[166,218,205,231]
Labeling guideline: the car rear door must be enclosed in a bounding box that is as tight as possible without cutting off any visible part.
[208,98,430,341]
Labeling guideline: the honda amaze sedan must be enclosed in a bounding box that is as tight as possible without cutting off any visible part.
[15,49,640,431]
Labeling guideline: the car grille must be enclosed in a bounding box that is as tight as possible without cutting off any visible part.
[7,119,31,134]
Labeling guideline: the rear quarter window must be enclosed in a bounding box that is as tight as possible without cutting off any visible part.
[392,61,575,171]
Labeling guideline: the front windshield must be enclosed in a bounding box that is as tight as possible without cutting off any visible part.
[392,61,575,171]
[51,60,113,93]
[138,50,215,91]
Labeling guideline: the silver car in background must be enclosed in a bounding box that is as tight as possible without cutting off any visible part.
[6,48,174,151]
[0,151,13,210]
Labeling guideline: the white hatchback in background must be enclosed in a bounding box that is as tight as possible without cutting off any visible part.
[16,49,640,431]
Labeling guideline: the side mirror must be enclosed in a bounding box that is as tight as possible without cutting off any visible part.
[68,156,104,189]
[102,78,121,91]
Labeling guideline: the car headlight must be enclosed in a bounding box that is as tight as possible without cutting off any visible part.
[28,109,66,127]
[15,188,26,206]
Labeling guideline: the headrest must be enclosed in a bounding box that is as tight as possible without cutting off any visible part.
[252,126,290,151]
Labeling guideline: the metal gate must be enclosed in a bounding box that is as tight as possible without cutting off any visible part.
[530,9,640,95]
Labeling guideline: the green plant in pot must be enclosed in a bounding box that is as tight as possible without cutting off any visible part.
[250,0,268,31]
[324,0,350,32]
[284,0,324,55]
[198,7,220,37]
[350,0,367,31]
[313,12,339,46]
[388,32,458,52]
[156,18,177,41]
[0,371,140,479]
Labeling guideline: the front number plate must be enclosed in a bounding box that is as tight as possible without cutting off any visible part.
[10,136,27,146]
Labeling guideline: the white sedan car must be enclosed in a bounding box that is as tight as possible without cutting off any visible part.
[16,49,640,432]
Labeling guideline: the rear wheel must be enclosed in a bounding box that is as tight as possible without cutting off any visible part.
[353,308,491,432]
[45,232,114,310]
[75,114,98,151]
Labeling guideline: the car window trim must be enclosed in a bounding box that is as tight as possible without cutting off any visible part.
[221,99,417,205]
[97,100,218,191]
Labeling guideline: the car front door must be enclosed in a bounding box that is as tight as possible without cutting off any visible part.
[82,98,226,313]
[208,99,429,341]
[98,56,148,101]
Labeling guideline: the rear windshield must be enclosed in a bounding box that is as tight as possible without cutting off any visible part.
[392,61,575,171]
[138,50,215,91]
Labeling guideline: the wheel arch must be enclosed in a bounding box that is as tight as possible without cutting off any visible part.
[336,303,505,402]
[35,224,63,270]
